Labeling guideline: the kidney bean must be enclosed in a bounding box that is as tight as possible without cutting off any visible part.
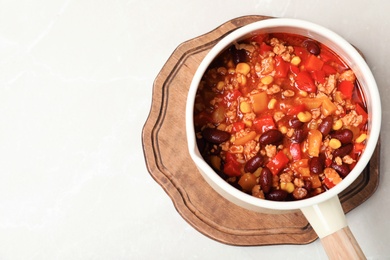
[259,129,283,145]
[289,117,304,129]
[293,187,308,200]
[310,155,325,174]
[304,40,320,55]
[330,129,353,144]
[331,162,351,178]
[202,128,230,144]
[259,167,273,193]
[318,116,333,137]
[229,45,247,65]
[266,189,288,201]
[304,180,312,191]
[292,129,306,143]
[244,155,264,173]
[333,143,353,158]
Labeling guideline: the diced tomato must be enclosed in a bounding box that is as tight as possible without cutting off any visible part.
[295,71,316,93]
[274,56,290,78]
[305,54,324,71]
[353,143,365,154]
[231,122,245,133]
[253,115,276,133]
[266,151,290,175]
[287,103,306,116]
[259,42,273,55]
[223,89,241,107]
[355,103,368,126]
[322,63,337,76]
[338,80,354,99]
[311,70,326,84]
[293,46,309,62]
[290,143,302,161]
[223,152,241,177]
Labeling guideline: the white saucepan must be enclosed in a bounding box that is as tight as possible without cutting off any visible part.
[186,18,381,259]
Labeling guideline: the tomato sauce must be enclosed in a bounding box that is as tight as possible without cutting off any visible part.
[194,33,368,201]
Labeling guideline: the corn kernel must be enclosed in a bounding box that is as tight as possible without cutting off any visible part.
[236,62,251,76]
[243,118,253,127]
[279,126,287,134]
[281,182,295,193]
[228,68,235,74]
[217,123,227,131]
[268,98,277,109]
[261,75,274,85]
[299,90,308,97]
[237,74,247,86]
[240,101,251,113]
[291,56,301,66]
[216,81,225,90]
[355,133,367,143]
[329,138,342,149]
[253,167,263,177]
[297,111,312,123]
[333,119,343,130]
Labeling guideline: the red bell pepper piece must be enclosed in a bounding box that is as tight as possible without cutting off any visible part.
[322,63,337,76]
[295,71,316,93]
[353,143,365,154]
[259,42,273,55]
[323,177,336,189]
[290,143,302,161]
[320,49,339,63]
[290,64,300,76]
[311,70,326,84]
[253,115,276,134]
[266,151,290,175]
[275,56,290,78]
[355,103,368,126]
[305,54,324,71]
[223,89,241,107]
[338,80,354,99]
[293,46,309,62]
[287,103,306,116]
[223,152,241,177]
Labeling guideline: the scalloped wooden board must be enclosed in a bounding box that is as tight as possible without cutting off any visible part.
[141,15,380,246]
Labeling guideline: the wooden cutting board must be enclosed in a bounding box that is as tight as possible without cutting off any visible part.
[141,15,380,246]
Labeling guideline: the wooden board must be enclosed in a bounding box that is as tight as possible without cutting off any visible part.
[141,15,380,246]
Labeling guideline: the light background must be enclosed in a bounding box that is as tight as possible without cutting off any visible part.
[0,0,389,259]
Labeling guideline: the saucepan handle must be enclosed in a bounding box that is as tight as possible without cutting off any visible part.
[300,196,366,259]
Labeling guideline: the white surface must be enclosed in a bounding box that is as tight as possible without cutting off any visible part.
[0,0,389,259]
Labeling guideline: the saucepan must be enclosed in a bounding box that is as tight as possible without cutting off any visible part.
[185,18,381,259]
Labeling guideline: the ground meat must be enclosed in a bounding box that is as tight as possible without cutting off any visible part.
[261,57,274,75]
[280,172,294,183]
[339,70,356,82]
[265,145,277,158]
[252,185,265,199]
[341,110,363,127]
[293,187,308,200]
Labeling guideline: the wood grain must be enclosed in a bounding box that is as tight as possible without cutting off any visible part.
[321,227,366,259]
[141,15,380,246]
